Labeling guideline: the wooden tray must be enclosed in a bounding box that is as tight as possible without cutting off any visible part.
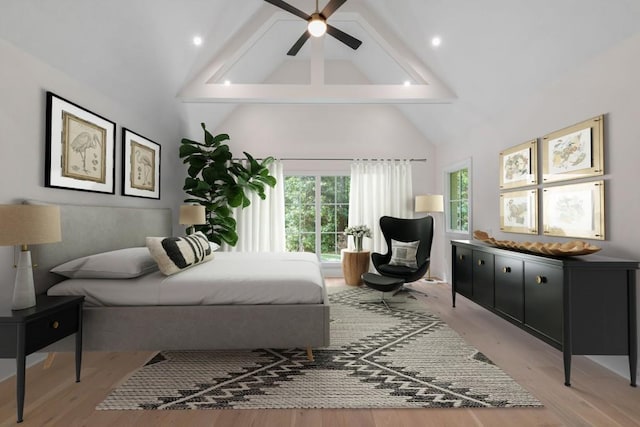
[473,230,601,256]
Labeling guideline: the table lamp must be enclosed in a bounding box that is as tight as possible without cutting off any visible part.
[415,194,444,282]
[179,204,206,235]
[0,205,61,310]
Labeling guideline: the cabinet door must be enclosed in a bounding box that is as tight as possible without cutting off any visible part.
[473,251,494,307]
[453,246,473,298]
[524,261,563,344]
[494,255,524,322]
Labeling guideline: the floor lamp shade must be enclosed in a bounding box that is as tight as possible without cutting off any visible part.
[179,204,206,234]
[0,205,61,310]
[415,195,444,213]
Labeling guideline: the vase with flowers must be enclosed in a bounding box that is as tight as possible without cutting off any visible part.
[344,224,371,252]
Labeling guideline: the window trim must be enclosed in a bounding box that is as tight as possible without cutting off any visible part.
[284,171,350,264]
[444,158,472,236]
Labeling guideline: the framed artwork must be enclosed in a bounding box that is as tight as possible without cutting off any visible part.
[122,128,161,199]
[499,139,538,190]
[542,115,604,183]
[500,189,538,234]
[45,92,115,194]
[542,180,605,240]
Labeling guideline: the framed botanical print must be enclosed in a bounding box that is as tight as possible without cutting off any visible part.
[499,139,537,190]
[45,92,115,194]
[122,128,161,199]
[542,115,604,183]
[500,189,538,234]
[542,180,605,240]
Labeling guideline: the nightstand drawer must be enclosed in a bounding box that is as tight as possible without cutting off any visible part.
[25,305,79,354]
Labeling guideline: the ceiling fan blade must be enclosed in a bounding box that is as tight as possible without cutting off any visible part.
[263,0,310,20]
[321,0,348,19]
[287,31,311,56]
[326,24,362,50]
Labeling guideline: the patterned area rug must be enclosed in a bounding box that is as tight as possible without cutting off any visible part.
[97,286,542,410]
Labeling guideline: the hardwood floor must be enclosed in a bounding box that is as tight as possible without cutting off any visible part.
[1,278,638,426]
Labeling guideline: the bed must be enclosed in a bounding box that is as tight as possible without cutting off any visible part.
[30,202,330,354]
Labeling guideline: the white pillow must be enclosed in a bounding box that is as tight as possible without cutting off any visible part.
[210,241,220,252]
[51,247,158,279]
[388,239,419,268]
[146,231,213,276]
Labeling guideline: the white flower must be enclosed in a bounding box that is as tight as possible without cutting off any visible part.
[344,225,371,238]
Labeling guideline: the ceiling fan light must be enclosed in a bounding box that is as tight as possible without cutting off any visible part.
[308,14,327,37]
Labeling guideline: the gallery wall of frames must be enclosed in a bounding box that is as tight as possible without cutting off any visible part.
[498,115,605,240]
[45,91,161,199]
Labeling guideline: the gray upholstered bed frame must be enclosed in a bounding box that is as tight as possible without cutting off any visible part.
[28,201,330,352]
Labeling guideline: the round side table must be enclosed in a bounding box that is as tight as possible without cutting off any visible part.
[342,250,370,286]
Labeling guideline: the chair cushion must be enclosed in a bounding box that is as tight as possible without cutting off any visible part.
[388,239,419,268]
[377,263,417,276]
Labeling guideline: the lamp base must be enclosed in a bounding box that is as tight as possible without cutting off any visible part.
[12,250,36,310]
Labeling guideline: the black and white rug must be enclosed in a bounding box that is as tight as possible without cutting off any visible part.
[97,286,542,410]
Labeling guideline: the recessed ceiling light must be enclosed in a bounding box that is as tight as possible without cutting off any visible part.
[431,36,441,47]
[193,36,203,46]
[224,80,231,86]
[403,81,411,87]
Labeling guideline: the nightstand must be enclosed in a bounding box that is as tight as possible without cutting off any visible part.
[0,295,84,423]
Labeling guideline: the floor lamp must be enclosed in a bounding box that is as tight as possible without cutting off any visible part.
[0,205,61,310]
[414,194,444,282]
[179,204,206,235]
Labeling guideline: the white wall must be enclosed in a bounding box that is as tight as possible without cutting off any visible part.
[0,38,183,380]
[436,32,640,380]
[183,102,443,276]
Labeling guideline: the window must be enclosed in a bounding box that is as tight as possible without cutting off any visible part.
[445,159,471,234]
[284,175,350,261]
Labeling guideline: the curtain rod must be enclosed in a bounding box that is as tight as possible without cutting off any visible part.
[232,158,427,162]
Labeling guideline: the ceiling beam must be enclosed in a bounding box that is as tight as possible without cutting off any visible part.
[180,83,453,104]
[178,3,456,104]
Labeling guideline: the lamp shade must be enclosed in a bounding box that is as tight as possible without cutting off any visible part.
[0,205,61,246]
[415,195,444,213]
[179,204,206,225]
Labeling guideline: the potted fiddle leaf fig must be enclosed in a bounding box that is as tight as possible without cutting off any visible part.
[179,123,276,246]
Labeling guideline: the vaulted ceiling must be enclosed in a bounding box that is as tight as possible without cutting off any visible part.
[2,0,640,144]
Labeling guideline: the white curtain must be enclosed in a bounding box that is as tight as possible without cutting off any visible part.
[348,160,413,255]
[223,160,285,252]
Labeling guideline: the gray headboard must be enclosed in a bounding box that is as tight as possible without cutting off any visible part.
[26,201,172,294]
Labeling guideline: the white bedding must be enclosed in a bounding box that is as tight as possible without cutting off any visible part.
[47,252,325,307]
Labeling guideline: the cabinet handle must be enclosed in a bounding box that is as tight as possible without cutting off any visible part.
[478,259,485,266]
[536,276,547,284]
[51,320,60,329]
[459,254,465,261]
[502,266,511,273]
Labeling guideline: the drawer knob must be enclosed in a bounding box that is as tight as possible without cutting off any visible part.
[51,321,60,329]
[459,254,465,261]
[502,266,511,273]
[478,259,485,266]
[536,275,547,284]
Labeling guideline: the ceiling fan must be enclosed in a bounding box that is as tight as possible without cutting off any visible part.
[264,0,362,56]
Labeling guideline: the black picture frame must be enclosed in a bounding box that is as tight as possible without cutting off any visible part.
[121,128,161,199]
[45,91,116,194]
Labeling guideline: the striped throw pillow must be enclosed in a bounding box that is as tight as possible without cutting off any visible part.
[146,231,213,276]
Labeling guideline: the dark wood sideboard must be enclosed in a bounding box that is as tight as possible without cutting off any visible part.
[451,239,638,387]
